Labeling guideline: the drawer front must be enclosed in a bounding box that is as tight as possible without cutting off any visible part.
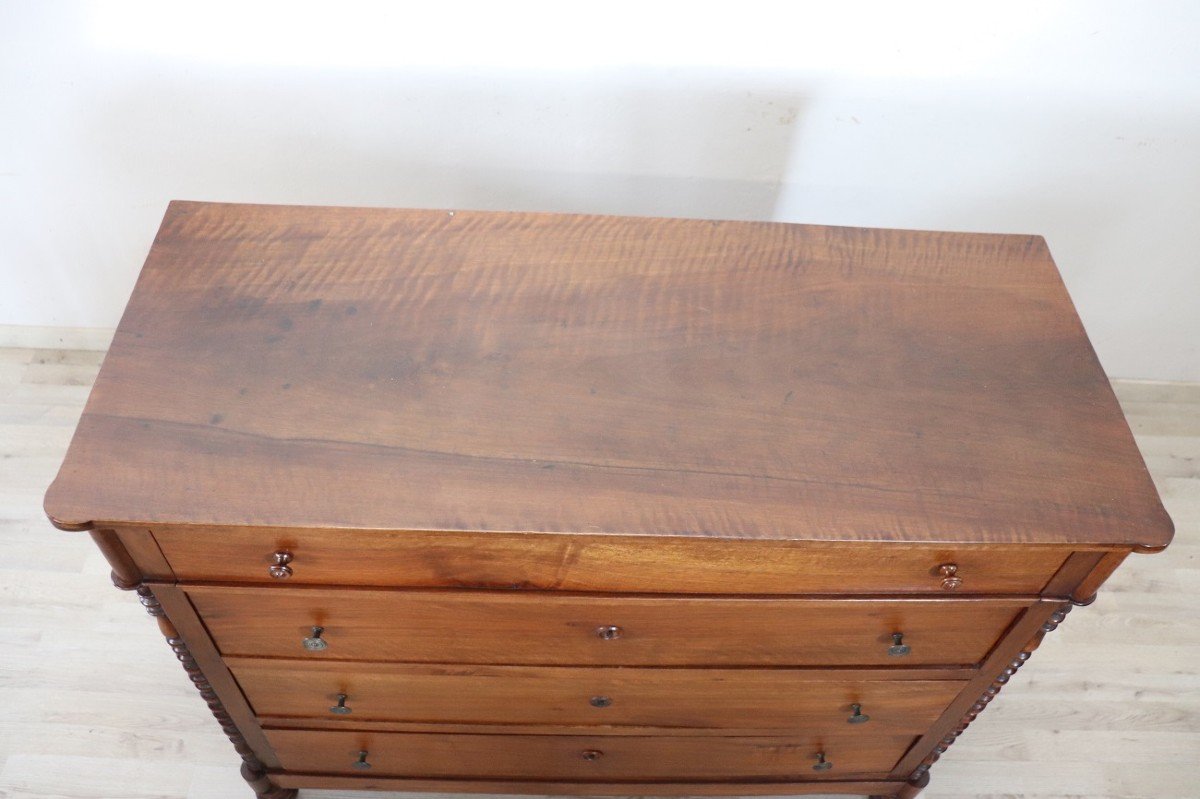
[265,728,914,780]
[191,587,1028,667]
[153,526,1070,594]
[231,658,964,733]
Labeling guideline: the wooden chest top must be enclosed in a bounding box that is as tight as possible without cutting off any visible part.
[44,201,1171,549]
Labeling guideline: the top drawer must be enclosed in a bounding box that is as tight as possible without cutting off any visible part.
[150,526,1070,595]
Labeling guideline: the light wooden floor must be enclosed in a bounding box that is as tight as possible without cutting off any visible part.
[1,345,1197,799]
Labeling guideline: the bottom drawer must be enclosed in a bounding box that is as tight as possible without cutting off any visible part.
[265,728,915,781]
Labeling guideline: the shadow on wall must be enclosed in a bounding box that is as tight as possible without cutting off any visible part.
[93,68,807,221]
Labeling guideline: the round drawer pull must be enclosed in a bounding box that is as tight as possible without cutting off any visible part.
[581,749,604,761]
[303,625,328,651]
[812,751,833,772]
[847,703,870,724]
[330,693,352,715]
[938,563,963,590]
[596,625,623,640]
[887,632,910,657]
[590,695,613,708]
[268,550,293,579]
[354,750,371,770]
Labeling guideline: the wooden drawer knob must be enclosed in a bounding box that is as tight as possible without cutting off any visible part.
[268,550,293,579]
[354,750,371,770]
[330,693,352,715]
[302,625,328,651]
[938,563,963,590]
[595,625,623,640]
[847,703,870,724]
[812,751,833,771]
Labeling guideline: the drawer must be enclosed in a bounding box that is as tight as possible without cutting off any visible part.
[153,526,1070,594]
[191,587,1029,667]
[264,728,914,780]
[232,658,965,733]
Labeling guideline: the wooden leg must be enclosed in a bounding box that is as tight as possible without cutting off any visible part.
[896,771,931,799]
[241,762,297,799]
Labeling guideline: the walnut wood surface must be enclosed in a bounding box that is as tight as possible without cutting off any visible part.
[115,526,176,580]
[229,658,963,732]
[191,586,1027,667]
[1069,550,1129,603]
[153,526,1072,594]
[1038,550,1105,599]
[44,201,1171,549]
[263,728,915,781]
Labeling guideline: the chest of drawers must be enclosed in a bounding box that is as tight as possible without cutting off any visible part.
[44,202,1172,799]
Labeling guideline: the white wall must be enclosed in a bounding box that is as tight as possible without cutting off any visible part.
[2,1,1197,380]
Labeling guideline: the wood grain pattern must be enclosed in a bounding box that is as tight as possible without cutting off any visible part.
[152,525,1073,594]
[86,529,140,589]
[44,202,1171,549]
[191,586,1028,667]
[229,658,964,732]
[263,728,916,781]
[1038,551,1105,599]
[1070,550,1130,604]
[113,526,176,581]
